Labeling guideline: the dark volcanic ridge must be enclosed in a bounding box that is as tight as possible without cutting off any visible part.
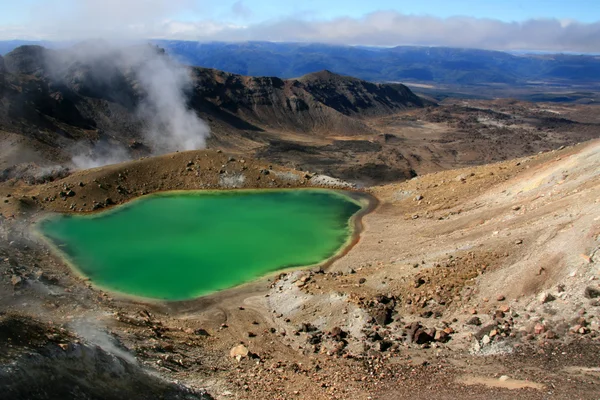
[0,44,423,163]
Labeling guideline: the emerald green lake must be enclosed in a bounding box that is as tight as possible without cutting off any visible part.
[39,190,363,301]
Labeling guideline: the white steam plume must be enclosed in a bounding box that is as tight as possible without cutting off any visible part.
[57,42,210,169]
[135,49,208,153]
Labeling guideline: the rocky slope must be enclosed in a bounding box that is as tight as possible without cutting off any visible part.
[0,141,599,399]
[0,44,423,165]
[2,44,600,187]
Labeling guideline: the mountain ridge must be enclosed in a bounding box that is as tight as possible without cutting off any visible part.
[0,44,425,171]
[150,41,600,86]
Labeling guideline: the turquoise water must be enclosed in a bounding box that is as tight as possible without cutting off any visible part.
[40,190,363,301]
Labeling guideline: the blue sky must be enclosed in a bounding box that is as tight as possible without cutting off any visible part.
[0,0,599,51]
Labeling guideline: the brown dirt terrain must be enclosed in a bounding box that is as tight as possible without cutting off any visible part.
[0,139,599,399]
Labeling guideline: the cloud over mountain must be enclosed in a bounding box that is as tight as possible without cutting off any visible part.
[3,0,600,52]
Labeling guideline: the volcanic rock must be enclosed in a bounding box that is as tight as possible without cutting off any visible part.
[230,344,250,361]
[584,286,600,299]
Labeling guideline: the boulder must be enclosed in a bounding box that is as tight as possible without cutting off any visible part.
[539,292,555,304]
[229,345,249,361]
[475,324,497,340]
[370,305,393,326]
[413,328,433,344]
[584,286,600,299]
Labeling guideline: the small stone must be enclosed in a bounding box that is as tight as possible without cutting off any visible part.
[584,286,600,299]
[496,295,505,301]
[511,205,521,211]
[359,278,366,284]
[482,335,491,345]
[534,323,545,335]
[515,239,523,245]
[413,329,433,344]
[498,305,510,313]
[434,330,449,342]
[230,345,249,361]
[10,275,22,286]
[539,292,555,304]
[499,375,510,382]
[544,330,557,339]
[415,195,424,201]
[466,316,482,326]
[194,328,210,336]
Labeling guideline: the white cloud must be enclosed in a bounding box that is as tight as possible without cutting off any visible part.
[2,2,600,52]
[231,1,252,20]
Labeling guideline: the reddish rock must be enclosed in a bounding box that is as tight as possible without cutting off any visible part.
[534,323,546,335]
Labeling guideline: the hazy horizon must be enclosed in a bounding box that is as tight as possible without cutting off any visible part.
[0,1,599,52]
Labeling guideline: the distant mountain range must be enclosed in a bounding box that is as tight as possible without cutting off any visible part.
[2,41,600,86]
[154,41,600,86]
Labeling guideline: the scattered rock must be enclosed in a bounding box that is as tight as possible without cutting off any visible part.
[230,345,250,361]
[413,328,433,344]
[534,323,546,335]
[496,295,505,301]
[329,326,347,341]
[299,323,317,333]
[538,292,555,304]
[371,305,393,326]
[10,275,22,287]
[544,330,558,339]
[584,286,600,299]
[434,329,449,342]
[475,324,496,340]
[466,316,482,326]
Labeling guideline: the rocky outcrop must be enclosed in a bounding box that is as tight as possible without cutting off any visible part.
[298,70,424,117]
[3,45,49,75]
[0,55,5,96]
[190,68,425,135]
[0,315,213,400]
